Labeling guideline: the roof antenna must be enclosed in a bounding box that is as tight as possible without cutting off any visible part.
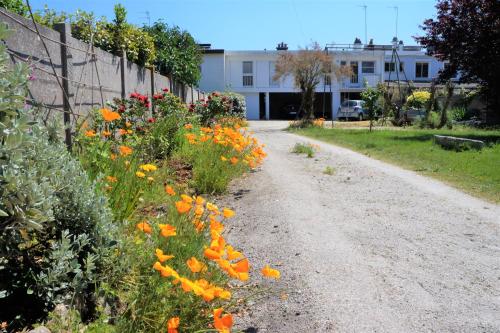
[388,6,399,38]
[358,4,368,44]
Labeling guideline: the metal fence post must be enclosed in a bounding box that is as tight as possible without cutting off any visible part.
[120,49,126,99]
[54,22,72,150]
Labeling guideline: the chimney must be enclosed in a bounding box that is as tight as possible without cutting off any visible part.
[353,37,362,50]
[391,37,398,48]
[276,42,288,51]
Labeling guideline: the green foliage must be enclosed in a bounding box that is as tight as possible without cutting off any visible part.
[0,25,114,329]
[153,89,188,117]
[33,6,156,66]
[144,21,202,85]
[406,91,431,109]
[291,142,315,158]
[449,107,467,121]
[360,85,382,127]
[191,91,246,125]
[0,0,28,16]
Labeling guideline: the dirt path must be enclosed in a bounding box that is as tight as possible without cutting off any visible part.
[221,121,500,333]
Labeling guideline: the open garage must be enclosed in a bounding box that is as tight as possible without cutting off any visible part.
[267,92,332,120]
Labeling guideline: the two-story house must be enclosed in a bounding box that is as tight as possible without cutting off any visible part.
[198,39,449,120]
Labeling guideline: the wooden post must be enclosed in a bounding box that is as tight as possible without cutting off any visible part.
[120,49,127,99]
[54,23,72,150]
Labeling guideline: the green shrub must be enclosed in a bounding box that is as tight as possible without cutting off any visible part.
[449,107,467,121]
[191,91,246,125]
[292,142,316,158]
[0,26,113,329]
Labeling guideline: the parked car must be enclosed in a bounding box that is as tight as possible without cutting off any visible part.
[404,108,426,123]
[337,100,367,121]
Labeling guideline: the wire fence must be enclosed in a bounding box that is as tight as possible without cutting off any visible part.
[0,6,206,149]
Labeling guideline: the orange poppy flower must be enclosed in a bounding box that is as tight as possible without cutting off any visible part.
[155,248,174,263]
[167,317,180,333]
[175,200,192,214]
[222,208,235,219]
[204,248,222,260]
[165,185,176,196]
[100,108,121,122]
[225,245,242,261]
[119,145,133,156]
[184,123,193,129]
[159,224,177,237]
[180,194,193,204]
[118,129,127,136]
[261,265,281,279]
[136,221,152,234]
[213,308,233,333]
[106,176,118,183]
[102,130,112,137]
[230,157,239,165]
[84,130,96,137]
[232,258,249,273]
[186,257,207,273]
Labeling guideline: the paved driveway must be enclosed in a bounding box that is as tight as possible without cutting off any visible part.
[224,121,500,332]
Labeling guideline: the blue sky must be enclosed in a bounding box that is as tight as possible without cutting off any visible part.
[29,0,438,50]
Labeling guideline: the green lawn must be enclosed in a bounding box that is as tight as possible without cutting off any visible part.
[291,127,500,203]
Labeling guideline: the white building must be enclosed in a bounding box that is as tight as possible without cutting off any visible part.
[198,39,450,120]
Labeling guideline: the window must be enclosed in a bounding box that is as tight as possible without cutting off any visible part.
[415,62,429,78]
[399,62,404,72]
[324,75,331,85]
[242,61,253,86]
[350,61,358,83]
[361,61,375,74]
[385,62,395,72]
[269,61,279,87]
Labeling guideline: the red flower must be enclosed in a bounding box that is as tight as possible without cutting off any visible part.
[203,103,208,108]
[130,92,138,99]
[148,117,156,123]
[153,94,163,100]
[162,88,169,92]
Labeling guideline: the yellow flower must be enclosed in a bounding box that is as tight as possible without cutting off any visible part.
[135,171,146,178]
[139,164,157,172]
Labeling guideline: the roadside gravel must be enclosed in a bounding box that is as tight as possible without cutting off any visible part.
[220,121,500,333]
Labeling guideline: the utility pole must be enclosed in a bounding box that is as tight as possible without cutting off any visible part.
[359,4,368,44]
[389,6,399,38]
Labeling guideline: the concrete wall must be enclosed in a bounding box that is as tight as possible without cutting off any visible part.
[243,93,260,120]
[199,53,225,92]
[0,8,205,127]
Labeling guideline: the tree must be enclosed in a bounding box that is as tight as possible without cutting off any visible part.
[144,21,202,86]
[274,43,340,124]
[0,0,28,16]
[416,0,500,121]
[360,82,381,132]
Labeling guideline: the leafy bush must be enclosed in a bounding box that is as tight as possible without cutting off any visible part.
[144,22,202,86]
[190,91,246,125]
[291,142,316,158]
[0,26,113,329]
[449,107,467,121]
[406,90,431,109]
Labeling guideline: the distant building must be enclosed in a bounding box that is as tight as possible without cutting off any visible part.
[198,39,454,120]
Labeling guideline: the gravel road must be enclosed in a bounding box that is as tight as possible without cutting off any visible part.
[221,121,500,333]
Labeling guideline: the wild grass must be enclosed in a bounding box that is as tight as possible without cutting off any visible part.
[292,127,500,203]
[323,166,336,175]
[291,142,316,158]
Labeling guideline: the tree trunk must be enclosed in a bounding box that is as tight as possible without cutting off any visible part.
[425,79,437,123]
[300,87,315,125]
[438,80,454,129]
